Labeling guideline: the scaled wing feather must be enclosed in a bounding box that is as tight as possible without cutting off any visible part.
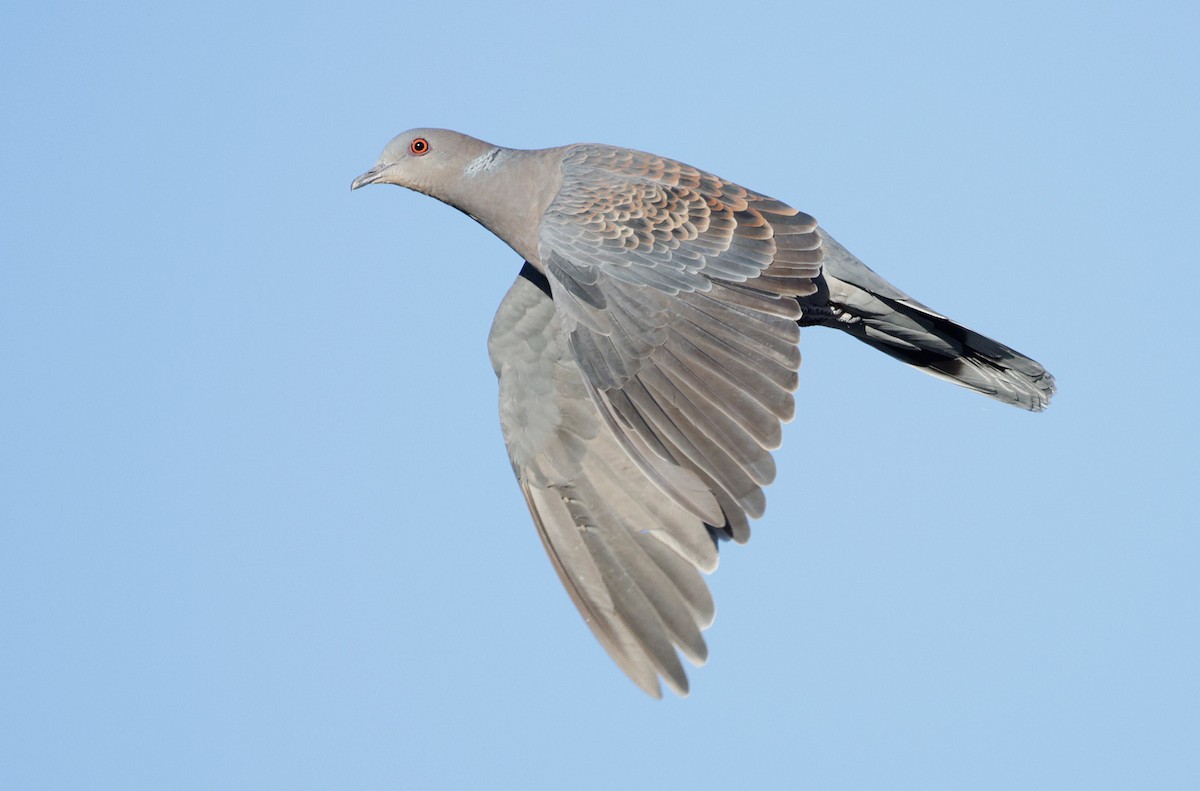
[538,145,818,546]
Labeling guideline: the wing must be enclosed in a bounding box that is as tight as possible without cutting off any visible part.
[489,273,719,697]
[537,145,820,543]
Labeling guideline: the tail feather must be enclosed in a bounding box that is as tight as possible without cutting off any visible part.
[801,230,1056,411]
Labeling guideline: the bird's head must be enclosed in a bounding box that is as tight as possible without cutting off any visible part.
[351,128,499,198]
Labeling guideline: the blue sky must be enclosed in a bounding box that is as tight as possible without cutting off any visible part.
[2,1,1197,789]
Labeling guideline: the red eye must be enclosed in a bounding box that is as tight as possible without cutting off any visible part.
[409,137,429,155]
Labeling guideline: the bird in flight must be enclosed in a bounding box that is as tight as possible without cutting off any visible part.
[352,129,1055,697]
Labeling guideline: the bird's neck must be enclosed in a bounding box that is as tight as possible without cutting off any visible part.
[441,147,565,267]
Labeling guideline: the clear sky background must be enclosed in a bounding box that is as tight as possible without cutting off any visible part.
[3,2,1197,789]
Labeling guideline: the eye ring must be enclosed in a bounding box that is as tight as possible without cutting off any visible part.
[409,137,429,156]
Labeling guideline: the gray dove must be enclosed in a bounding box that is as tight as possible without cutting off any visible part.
[352,128,1055,697]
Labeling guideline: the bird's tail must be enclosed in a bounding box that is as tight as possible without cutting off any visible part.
[799,230,1056,411]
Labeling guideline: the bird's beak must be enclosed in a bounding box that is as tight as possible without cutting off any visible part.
[351,163,393,191]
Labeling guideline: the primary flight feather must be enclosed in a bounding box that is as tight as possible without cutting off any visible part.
[352,128,1055,697]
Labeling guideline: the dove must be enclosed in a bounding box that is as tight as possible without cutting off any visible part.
[352,128,1055,697]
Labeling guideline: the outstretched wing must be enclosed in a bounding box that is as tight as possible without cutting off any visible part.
[485,147,822,694]
[489,274,719,697]
[538,144,820,542]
